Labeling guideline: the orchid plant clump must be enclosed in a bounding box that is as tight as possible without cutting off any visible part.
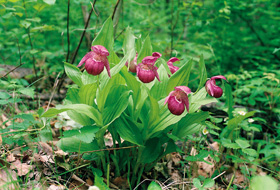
[41,18,229,188]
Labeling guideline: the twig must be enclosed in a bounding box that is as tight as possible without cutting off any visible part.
[1,38,24,79]
[114,27,126,40]
[82,145,138,154]
[46,72,61,111]
[57,0,97,92]
[66,0,71,62]
[111,0,121,20]
[212,171,226,180]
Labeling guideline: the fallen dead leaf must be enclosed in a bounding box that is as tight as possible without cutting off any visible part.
[38,142,54,155]
[197,155,215,177]
[10,160,33,176]
[0,168,19,189]
[7,154,16,162]
[48,184,65,190]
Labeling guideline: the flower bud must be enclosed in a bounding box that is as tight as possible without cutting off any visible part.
[167,57,180,74]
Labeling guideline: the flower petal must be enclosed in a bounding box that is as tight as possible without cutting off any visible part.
[91,45,109,56]
[152,52,162,58]
[141,56,158,65]
[167,57,180,65]
[164,91,174,105]
[167,96,185,115]
[103,59,111,78]
[77,52,94,67]
[175,86,192,95]
[152,66,161,82]
[211,75,227,81]
[181,95,190,112]
[205,79,223,98]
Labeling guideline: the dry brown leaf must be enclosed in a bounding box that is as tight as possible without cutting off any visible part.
[38,142,54,155]
[233,170,246,184]
[7,154,16,162]
[1,114,11,127]
[10,160,33,176]
[54,149,67,157]
[113,176,129,189]
[86,178,94,186]
[210,142,219,151]
[48,184,65,190]
[197,156,215,177]
[0,168,19,189]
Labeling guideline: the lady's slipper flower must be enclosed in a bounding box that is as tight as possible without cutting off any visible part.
[164,86,192,115]
[167,57,180,74]
[205,75,227,98]
[77,45,111,77]
[136,52,162,83]
[125,53,138,73]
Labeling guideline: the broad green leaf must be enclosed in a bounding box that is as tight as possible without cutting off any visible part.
[137,35,152,63]
[42,104,102,126]
[203,178,215,188]
[92,17,114,59]
[173,112,209,138]
[197,54,207,91]
[65,88,79,104]
[141,138,162,163]
[64,62,82,87]
[147,181,162,190]
[193,178,201,188]
[250,175,278,190]
[94,173,110,190]
[242,148,258,157]
[235,139,250,149]
[221,139,240,149]
[97,73,125,112]
[18,88,34,99]
[67,110,92,126]
[57,137,99,153]
[123,26,136,62]
[79,83,97,106]
[113,115,143,145]
[63,125,99,143]
[225,83,234,119]
[150,64,169,100]
[81,70,97,85]
[0,92,11,99]
[43,0,56,5]
[148,95,160,126]
[148,100,186,139]
[166,59,193,93]
[103,90,131,125]
[20,20,31,28]
[220,111,256,138]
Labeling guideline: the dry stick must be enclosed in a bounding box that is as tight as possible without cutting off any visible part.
[1,37,24,79]
[111,0,121,20]
[57,0,97,93]
[46,72,61,111]
[66,0,71,62]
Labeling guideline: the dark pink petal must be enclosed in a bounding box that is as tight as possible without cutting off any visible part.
[77,51,95,67]
[168,65,179,74]
[141,56,158,65]
[167,96,185,115]
[205,79,223,98]
[164,91,174,105]
[104,59,111,78]
[181,95,190,112]
[91,45,109,56]
[167,57,180,65]
[211,75,227,81]
[136,64,156,83]
[126,54,138,73]
[152,66,161,82]
[175,86,192,95]
[85,59,104,75]
[152,52,162,58]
